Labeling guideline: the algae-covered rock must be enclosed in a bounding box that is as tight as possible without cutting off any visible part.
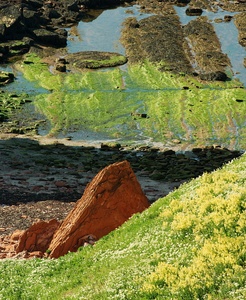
[121,15,193,74]
[0,71,14,84]
[65,51,127,70]
[183,16,232,78]
[234,12,246,48]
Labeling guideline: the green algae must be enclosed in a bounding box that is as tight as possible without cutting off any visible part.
[66,51,127,70]
[16,54,246,149]
[0,91,29,121]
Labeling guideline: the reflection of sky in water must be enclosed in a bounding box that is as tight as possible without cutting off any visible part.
[0,65,48,95]
[175,6,246,86]
[66,5,152,54]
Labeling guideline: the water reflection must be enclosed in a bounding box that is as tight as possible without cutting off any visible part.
[32,64,246,151]
[66,5,153,54]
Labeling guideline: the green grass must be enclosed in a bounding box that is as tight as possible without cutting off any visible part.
[0,154,245,300]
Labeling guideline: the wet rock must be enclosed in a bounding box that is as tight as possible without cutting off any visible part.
[184,16,232,79]
[186,7,203,16]
[131,112,148,118]
[0,5,21,31]
[0,71,14,85]
[48,9,62,19]
[0,0,79,59]
[65,51,127,69]
[0,24,6,40]
[200,71,228,81]
[55,58,67,72]
[79,0,134,8]
[218,0,246,12]
[48,160,150,258]
[234,12,246,48]
[224,15,233,22]
[24,0,43,9]
[176,0,191,4]
[121,15,193,74]
[22,7,43,28]
[33,28,67,47]
[101,142,121,150]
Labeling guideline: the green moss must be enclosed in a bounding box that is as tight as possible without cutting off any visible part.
[66,51,127,70]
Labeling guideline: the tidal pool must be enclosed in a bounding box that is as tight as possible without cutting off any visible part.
[1,4,246,151]
[17,55,246,150]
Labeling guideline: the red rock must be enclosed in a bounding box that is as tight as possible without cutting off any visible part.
[16,219,60,253]
[49,160,150,258]
[0,230,23,258]
[10,229,25,241]
[28,251,44,258]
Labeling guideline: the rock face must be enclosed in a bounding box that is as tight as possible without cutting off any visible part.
[0,219,60,259]
[16,219,60,253]
[49,160,150,258]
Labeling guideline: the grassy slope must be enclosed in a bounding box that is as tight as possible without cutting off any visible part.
[0,154,245,300]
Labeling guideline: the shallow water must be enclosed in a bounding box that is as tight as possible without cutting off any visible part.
[66,5,152,54]
[1,4,246,150]
[175,5,246,86]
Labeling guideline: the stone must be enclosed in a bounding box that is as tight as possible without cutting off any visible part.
[33,28,67,47]
[200,71,228,81]
[234,12,246,48]
[65,51,127,70]
[0,219,59,259]
[0,229,24,259]
[49,160,150,258]
[16,219,60,253]
[186,7,203,16]
[0,71,14,84]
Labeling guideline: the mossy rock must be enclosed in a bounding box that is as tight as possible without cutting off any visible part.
[65,51,127,70]
[0,71,14,84]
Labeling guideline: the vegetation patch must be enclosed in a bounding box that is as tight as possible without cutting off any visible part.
[0,91,29,121]
[0,154,245,299]
[16,54,246,149]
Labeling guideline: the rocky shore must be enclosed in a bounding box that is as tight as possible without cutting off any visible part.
[0,0,245,256]
[0,133,242,237]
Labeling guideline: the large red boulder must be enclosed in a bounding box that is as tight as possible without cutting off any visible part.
[49,160,150,258]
